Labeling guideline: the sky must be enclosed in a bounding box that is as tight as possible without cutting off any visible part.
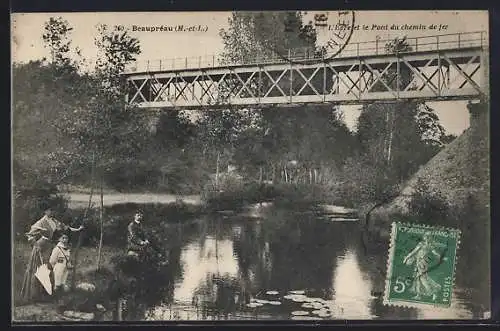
[11,10,489,135]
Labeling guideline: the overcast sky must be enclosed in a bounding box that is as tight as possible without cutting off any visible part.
[11,10,489,135]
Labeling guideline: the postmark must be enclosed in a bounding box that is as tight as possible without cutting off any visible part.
[273,11,356,63]
[383,222,461,308]
[312,11,356,60]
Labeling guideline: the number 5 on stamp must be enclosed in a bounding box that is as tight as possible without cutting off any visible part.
[383,222,461,308]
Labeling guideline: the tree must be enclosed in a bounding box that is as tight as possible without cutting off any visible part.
[219,11,317,65]
[195,108,249,189]
[42,17,82,70]
[218,12,323,102]
[351,36,450,203]
[56,24,146,270]
[218,11,351,186]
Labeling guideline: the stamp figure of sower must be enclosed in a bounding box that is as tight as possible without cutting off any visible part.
[384,223,460,308]
[402,233,446,301]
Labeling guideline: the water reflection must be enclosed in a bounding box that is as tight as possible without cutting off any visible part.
[331,249,375,319]
[122,207,488,321]
[174,237,239,303]
[416,289,474,319]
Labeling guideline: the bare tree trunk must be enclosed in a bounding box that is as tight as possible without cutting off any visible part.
[384,109,390,162]
[215,151,220,190]
[271,163,275,183]
[259,166,263,183]
[71,151,95,289]
[387,108,395,164]
[314,168,318,184]
[96,175,104,271]
[284,165,288,183]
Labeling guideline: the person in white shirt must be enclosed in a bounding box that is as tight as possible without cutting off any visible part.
[20,208,83,303]
[49,233,72,296]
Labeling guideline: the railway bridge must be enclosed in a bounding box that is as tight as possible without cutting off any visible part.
[122,31,489,110]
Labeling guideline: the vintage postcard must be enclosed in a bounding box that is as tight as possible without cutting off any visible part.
[11,10,490,322]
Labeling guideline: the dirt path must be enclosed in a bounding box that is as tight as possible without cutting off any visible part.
[64,192,201,209]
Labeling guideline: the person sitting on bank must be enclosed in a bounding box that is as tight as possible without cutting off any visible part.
[20,208,83,303]
[49,233,72,297]
[127,210,150,259]
[127,210,166,264]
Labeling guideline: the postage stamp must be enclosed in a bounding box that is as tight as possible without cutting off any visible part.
[383,222,461,308]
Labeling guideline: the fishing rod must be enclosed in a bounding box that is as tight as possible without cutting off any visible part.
[70,151,95,290]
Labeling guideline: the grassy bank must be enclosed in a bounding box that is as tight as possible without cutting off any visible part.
[203,181,346,212]
[13,240,120,321]
[13,199,206,321]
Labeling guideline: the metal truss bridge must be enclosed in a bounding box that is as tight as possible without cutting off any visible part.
[122,31,489,109]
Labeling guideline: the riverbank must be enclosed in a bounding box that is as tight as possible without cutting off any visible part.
[64,192,202,209]
[13,241,119,322]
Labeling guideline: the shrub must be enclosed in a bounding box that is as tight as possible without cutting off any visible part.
[13,163,69,238]
[75,202,205,248]
[408,178,450,223]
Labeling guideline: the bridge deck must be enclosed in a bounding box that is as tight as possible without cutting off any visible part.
[123,31,488,109]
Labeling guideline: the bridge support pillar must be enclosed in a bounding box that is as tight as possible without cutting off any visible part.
[467,100,489,136]
[466,100,489,190]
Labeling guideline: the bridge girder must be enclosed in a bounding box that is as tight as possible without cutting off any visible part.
[124,47,487,109]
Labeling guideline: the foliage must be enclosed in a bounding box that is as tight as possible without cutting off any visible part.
[408,177,450,222]
[219,11,316,65]
[345,36,449,206]
[76,202,204,248]
[42,16,82,70]
[12,161,69,237]
[13,15,458,213]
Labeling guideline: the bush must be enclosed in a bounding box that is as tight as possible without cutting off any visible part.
[13,163,69,238]
[76,202,205,248]
[339,156,401,207]
[201,179,340,211]
[408,178,450,223]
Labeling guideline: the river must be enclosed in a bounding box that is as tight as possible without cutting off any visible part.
[113,204,489,321]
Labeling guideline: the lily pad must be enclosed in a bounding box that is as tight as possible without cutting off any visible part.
[291,296,309,303]
[307,297,325,303]
[246,303,263,308]
[301,303,315,309]
[266,290,279,295]
[310,302,324,309]
[317,310,331,318]
[268,301,281,305]
[289,290,305,295]
[291,310,309,316]
[255,299,270,304]
[291,316,321,320]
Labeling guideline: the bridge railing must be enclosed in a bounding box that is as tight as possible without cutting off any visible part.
[123,30,487,74]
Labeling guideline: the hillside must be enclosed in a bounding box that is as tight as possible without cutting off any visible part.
[369,102,490,228]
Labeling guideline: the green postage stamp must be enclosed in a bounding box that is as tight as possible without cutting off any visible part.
[383,222,461,308]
